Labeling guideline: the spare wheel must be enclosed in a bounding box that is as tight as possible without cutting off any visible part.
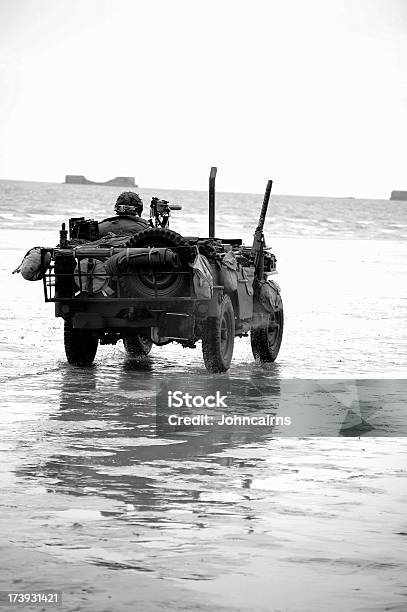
[120,228,191,298]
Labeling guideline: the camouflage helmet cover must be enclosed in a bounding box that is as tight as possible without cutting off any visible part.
[114,191,143,215]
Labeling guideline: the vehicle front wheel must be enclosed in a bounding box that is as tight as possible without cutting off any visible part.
[251,308,284,362]
[123,334,153,357]
[202,294,235,373]
[64,320,98,366]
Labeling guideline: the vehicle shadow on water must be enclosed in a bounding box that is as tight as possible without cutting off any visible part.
[9,358,289,581]
[16,354,397,513]
[10,358,407,609]
[16,357,284,512]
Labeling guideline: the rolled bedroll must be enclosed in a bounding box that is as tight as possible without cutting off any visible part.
[104,248,180,276]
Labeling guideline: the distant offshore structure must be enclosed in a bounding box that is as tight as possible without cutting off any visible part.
[64,175,137,187]
[390,190,407,201]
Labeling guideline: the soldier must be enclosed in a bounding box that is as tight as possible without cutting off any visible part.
[98,191,150,237]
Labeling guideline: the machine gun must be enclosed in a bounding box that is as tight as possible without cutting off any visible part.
[149,197,182,228]
[251,180,273,280]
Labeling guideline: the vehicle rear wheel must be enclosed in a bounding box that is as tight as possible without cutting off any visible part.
[251,308,284,362]
[123,334,153,357]
[202,294,235,373]
[64,320,98,366]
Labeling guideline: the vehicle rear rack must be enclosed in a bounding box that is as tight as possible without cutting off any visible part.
[42,246,195,303]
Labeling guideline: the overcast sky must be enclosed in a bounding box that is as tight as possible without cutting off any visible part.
[0,0,406,197]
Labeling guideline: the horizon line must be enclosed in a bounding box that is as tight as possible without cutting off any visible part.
[0,176,395,202]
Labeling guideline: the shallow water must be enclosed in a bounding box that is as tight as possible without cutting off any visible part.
[1,180,407,611]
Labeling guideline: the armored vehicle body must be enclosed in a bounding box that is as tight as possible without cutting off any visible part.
[17,168,283,372]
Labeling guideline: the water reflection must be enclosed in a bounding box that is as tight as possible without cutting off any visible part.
[16,362,282,515]
[8,364,407,598]
[16,366,404,513]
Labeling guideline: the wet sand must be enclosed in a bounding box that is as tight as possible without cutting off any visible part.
[1,229,407,611]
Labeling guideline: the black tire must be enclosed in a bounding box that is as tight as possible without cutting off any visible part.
[121,228,191,298]
[251,308,284,362]
[64,320,98,366]
[202,294,235,373]
[123,334,153,357]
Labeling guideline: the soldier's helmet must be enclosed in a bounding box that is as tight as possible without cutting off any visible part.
[114,191,143,216]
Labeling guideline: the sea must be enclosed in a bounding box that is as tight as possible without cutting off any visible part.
[0,179,407,611]
[1,178,407,239]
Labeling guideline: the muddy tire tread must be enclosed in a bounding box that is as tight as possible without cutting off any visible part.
[64,320,98,366]
[202,294,235,373]
[251,309,284,362]
[123,335,153,357]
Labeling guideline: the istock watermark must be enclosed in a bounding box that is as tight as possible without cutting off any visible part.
[167,412,291,427]
[156,377,407,437]
[157,380,292,436]
[165,389,292,428]
[167,390,229,408]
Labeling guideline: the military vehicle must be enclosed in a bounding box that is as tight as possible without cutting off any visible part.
[17,168,283,372]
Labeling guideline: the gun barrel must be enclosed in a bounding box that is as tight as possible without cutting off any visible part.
[251,179,273,266]
[256,179,273,232]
